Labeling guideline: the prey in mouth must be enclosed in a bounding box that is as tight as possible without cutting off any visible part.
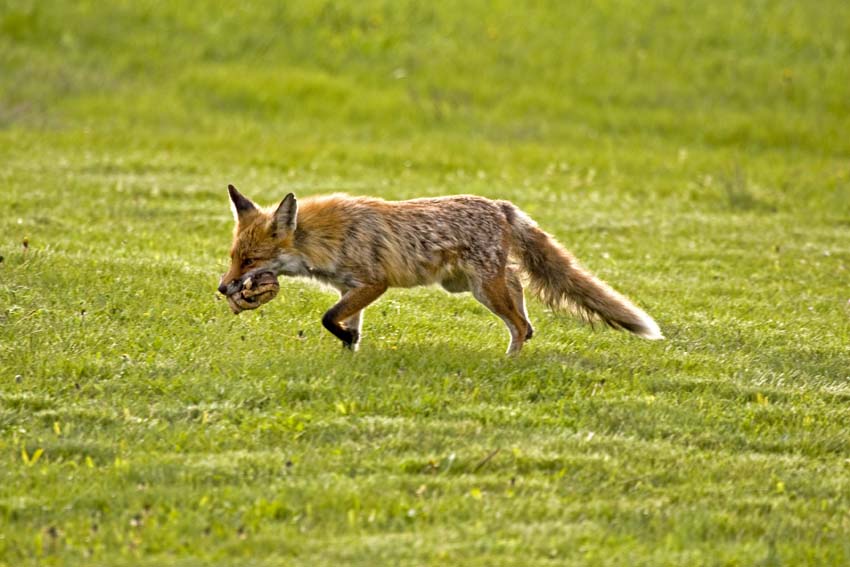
[222,271,280,314]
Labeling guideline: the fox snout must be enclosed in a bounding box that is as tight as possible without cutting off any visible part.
[218,276,241,296]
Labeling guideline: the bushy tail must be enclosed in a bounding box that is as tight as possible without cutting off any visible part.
[502,203,663,340]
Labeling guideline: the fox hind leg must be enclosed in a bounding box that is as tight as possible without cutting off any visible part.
[470,272,530,355]
[505,266,533,340]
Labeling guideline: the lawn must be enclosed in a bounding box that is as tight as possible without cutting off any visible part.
[1,1,849,565]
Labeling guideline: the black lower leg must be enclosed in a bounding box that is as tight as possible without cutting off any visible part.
[322,311,358,348]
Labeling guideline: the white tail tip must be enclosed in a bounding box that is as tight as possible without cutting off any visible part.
[637,316,664,340]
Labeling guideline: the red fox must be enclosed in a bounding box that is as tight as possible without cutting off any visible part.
[218,184,662,354]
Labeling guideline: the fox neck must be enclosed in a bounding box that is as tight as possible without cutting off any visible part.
[268,250,310,277]
[268,221,349,286]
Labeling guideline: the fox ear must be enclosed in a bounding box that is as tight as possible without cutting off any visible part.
[228,184,257,221]
[271,193,297,237]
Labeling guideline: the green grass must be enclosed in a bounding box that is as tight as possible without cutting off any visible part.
[2,1,850,564]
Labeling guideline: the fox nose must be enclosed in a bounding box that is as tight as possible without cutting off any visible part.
[217,279,228,295]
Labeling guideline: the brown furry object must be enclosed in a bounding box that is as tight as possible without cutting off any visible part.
[227,271,279,314]
[219,185,662,353]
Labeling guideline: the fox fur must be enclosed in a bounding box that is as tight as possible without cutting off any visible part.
[218,184,662,354]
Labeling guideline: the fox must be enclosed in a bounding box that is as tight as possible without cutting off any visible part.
[218,184,662,354]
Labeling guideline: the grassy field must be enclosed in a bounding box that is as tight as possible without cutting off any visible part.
[2,1,850,565]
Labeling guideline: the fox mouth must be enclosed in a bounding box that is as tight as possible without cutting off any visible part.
[227,271,280,314]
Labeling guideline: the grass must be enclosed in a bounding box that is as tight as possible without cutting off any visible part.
[1,0,850,564]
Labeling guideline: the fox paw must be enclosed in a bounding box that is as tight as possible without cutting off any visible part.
[342,329,360,350]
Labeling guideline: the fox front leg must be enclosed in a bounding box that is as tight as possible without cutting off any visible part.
[321,283,387,350]
[341,311,364,351]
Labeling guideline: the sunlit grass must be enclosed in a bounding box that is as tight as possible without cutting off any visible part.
[1,1,849,565]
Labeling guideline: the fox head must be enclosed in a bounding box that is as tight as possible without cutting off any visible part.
[217,184,298,298]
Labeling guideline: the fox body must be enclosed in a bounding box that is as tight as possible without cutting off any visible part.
[218,184,662,354]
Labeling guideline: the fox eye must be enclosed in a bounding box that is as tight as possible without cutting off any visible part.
[242,258,255,268]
